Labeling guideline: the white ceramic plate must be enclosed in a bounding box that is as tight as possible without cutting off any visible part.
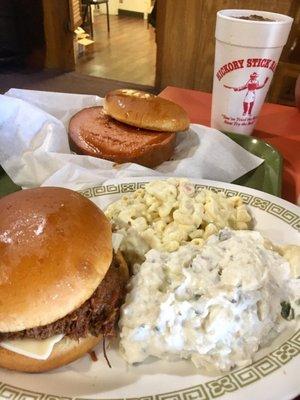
[0,178,299,400]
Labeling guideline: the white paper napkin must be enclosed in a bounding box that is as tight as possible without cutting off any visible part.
[0,89,263,191]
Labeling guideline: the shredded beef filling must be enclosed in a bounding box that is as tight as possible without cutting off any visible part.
[0,254,127,341]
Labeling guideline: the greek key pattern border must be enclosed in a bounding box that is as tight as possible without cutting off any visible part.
[1,331,299,400]
[1,183,299,400]
[78,182,299,232]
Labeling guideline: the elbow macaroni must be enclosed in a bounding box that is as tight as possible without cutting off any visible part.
[106,179,252,263]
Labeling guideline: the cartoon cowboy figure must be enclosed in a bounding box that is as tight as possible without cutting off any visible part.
[224,72,269,116]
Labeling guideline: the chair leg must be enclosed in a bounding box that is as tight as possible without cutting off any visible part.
[89,4,94,39]
[82,4,88,27]
[106,1,110,33]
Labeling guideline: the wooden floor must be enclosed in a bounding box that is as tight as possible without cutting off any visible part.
[76,14,156,87]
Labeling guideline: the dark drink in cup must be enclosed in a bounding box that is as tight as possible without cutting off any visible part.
[211,10,293,135]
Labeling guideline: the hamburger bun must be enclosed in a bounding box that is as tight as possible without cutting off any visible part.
[68,106,176,168]
[0,187,112,333]
[103,89,190,132]
[0,334,101,372]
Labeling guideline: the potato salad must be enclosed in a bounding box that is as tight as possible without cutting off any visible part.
[119,229,298,372]
[106,179,252,263]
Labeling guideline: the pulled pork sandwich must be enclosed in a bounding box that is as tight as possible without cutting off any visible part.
[0,187,128,372]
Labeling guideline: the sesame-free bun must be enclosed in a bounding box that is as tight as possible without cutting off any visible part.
[0,334,101,372]
[68,107,176,168]
[103,89,190,132]
[0,187,112,333]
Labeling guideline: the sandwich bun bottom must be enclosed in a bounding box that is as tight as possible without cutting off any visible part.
[0,334,101,373]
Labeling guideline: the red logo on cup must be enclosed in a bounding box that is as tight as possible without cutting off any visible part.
[223,72,269,116]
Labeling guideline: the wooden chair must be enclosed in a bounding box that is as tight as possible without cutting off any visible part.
[268,0,300,106]
[82,0,110,39]
[268,62,300,106]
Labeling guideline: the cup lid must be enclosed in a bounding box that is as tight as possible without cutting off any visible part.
[216,9,293,48]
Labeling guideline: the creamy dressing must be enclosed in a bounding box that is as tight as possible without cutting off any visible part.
[120,229,297,372]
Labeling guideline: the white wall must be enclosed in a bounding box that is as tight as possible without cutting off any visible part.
[118,0,152,14]
[96,0,152,18]
[96,0,119,16]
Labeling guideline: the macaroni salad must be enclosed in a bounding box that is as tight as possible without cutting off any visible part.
[106,179,252,263]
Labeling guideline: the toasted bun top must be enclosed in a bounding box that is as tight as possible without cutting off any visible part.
[0,187,112,333]
[103,89,190,132]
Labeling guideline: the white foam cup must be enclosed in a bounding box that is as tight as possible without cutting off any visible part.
[211,9,293,135]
